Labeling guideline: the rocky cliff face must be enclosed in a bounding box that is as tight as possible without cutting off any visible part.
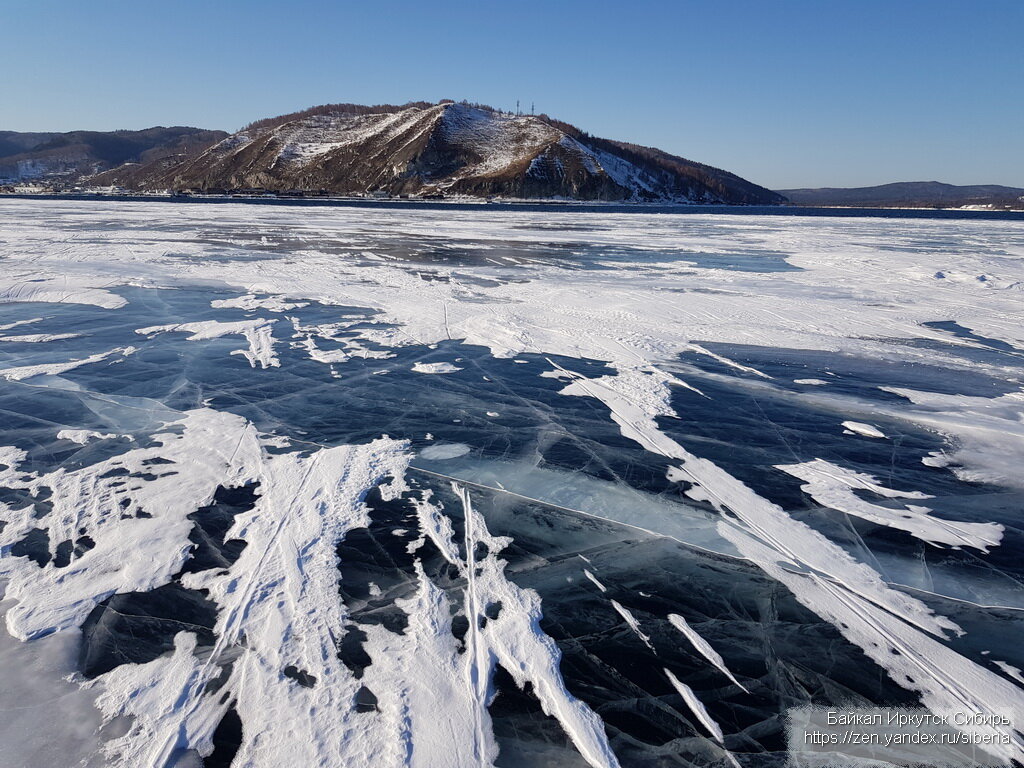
[94,103,784,204]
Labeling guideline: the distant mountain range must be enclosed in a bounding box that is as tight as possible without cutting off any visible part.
[778,181,1024,210]
[0,127,227,183]
[3,101,784,204]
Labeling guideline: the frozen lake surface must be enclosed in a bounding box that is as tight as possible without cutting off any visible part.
[1,199,1023,767]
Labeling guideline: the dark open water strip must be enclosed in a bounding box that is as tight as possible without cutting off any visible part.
[4,193,1024,221]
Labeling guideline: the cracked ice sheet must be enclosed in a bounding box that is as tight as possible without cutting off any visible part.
[0,604,105,768]
[2,200,1023,485]
[1,200,1024,765]
[554,364,1024,761]
[4,400,597,767]
[0,400,621,768]
[80,436,618,768]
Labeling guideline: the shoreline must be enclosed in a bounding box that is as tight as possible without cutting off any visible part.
[1,192,1023,221]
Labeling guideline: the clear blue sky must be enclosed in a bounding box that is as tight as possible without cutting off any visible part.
[2,0,1021,189]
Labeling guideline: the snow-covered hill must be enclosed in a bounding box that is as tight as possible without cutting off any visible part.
[95,102,784,203]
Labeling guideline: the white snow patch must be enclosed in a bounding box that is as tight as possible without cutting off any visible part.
[94,434,411,768]
[412,361,462,374]
[663,668,726,744]
[0,318,43,331]
[667,614,748,692]
[878,388,1024,490]
[610,600,654,651]
[56,429,128,445]
[136,319,279,368]
[0,277,126,309]
[0,332,81,342]
[407,485,622,768]
[994,661,1024,686]
[211,293,309,312]
[842,420,886,438]
[0,346,134,381]
[583,569,607,592]
[0,409,264,640]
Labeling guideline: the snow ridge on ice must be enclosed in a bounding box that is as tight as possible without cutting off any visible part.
[136,319,280,369]
[409,485,622,768]
[667,614,748,692]
[777,458,1003,551]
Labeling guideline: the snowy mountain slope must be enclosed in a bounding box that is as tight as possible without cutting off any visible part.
[94,102,784,203]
